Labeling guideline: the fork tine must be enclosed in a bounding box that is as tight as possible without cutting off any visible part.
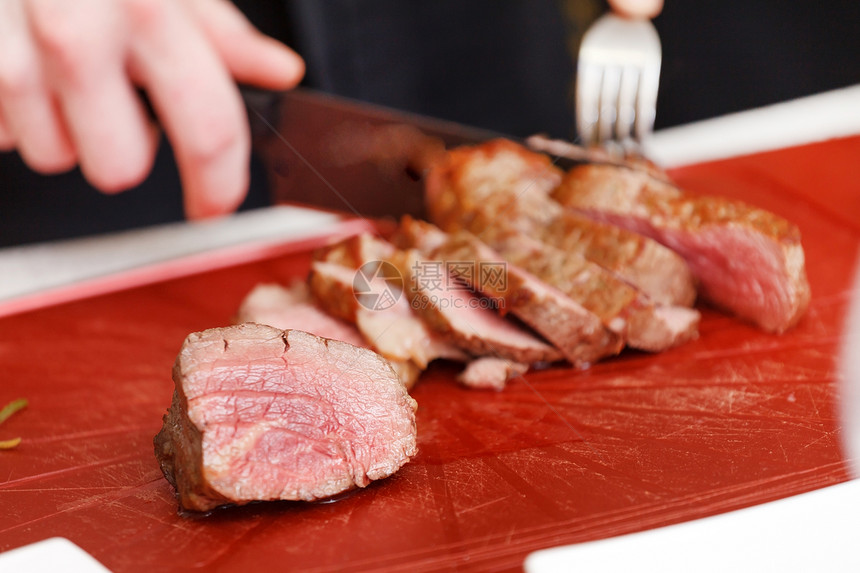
[576,61,602,145]
[615,66,639,142]
[634,63,660,141]
[576,13,662,148]
[597,66,620,144]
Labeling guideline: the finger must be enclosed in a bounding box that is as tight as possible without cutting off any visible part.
[184,0,305,90]
[0,0,76,172]
[26,0,157,192]
[608,0,664,19]
[128,0,250,219]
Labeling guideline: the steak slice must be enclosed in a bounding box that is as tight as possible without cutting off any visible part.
[308,260,468,369]
[236,283,366,348]
[154,323,418,512]
[538,212,697,307]
[489,232,700,352]
[423,140,696,307]
[392,215,453,254]
[397,248,563,365]
[553,164,811,332]
[457,358,529,391]
[318,232,562,366]
[235,283,420,388]
[396,216,697,354]
[315,232,562,389]
[424,138,564,235]
[426,230,623,367]
[314,233,396,270]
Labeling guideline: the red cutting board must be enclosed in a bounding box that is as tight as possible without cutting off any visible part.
[1,137,858,572]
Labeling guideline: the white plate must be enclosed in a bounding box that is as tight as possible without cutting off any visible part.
[525,479,860,573]
[0,538,111,572]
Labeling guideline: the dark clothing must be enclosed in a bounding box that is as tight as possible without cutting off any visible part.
[279,0,860,131]
[285,0,576,139]
[2,0,859,246]
[655,1,860,127]
[0,138,271,247]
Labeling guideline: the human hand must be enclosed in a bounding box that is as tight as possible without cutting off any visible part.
[0,0,305,219]
[607,0,664,19]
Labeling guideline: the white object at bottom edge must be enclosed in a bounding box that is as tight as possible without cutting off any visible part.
[525,478,860,573]
[0,538,111,572]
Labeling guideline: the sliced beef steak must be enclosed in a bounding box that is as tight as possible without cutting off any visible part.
[539,212,696,307]
[489,232,700,352]
[457,358,529,391]
[313,233,396,270]
[309,260,467,369]
[236,283,366,348]
[424,229,623,367]
[397,217,696,354]
[393,215,452,254]
[397,248,563,365]
[424,138,564,235]
[423,140,696,308]
[236,283,421,389]
[154,324,417,512]
[553,164,810,333]
[317,231,561,369]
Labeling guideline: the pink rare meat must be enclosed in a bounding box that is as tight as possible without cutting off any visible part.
[554,165,810,333]
[154,323,418,512]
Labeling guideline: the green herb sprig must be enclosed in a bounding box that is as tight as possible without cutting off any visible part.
[0,398,28,450]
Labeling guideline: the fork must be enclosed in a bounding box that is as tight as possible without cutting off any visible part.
[575,13,662,149]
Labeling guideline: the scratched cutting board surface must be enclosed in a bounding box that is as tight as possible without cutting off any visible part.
[1,136,859,572]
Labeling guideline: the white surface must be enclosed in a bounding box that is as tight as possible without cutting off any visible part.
[0,538,111,572]
[839,260,860,478]
[0,205,342,303]
[525,479,860,573]
[645,83,860,167]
